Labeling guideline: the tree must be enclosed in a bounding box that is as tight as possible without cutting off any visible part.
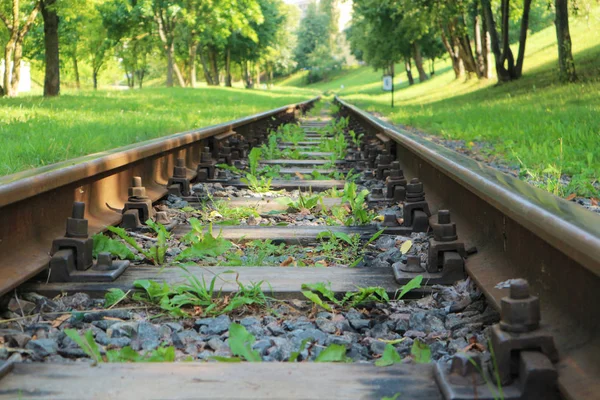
[40,0,59,96]
[555,0,576,82]
[481,0,533,81]
[152,0,185,87]
[0,0,40,97]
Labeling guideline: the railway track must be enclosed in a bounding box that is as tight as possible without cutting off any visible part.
[0,97,598,399]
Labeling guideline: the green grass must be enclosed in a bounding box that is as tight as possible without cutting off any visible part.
[0,86,315,177]
[284,10,600,197]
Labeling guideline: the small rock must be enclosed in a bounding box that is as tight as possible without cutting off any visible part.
[348,319,370,331]
[196,315,231,335]
[8,298,36,315]
[207,337,227,351]
[172,330,202,349]
[370,258,390,268]
[369,340,387,355]
[107,322,138,338]
[375,236,396,250]
[253,339,272,356]
[240,317,261,327]
[91,320,119,331]
[58,348,89,358]
[288,328,328,345]
[136,322,161,351]
[404,330,427,339]
[266,322,285,336]
[60,293,94,309]
[325,334,354,347]
[315,317,336,334]
[26,339,58,358]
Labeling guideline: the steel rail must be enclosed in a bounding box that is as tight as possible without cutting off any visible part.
[0,97,318,297]
[336,96,600,400]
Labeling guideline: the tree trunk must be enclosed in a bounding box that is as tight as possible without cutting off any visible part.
[209,49,219,85]
[10,39,24,94]
[3,41,16,96]
[72,55,81,89]
[474,10,486,78]
[41,0,60,97]
[243,61,253,88]
[481,0,512,82]
[199,49,214,85]
[256,64,261,86]
[412,42,429,82]
[514,0,533,77]
[440,27,464,79]
[166,43,174,87]
[93,71,98,90]
[173,62,185,87]
[555,0,577,82]
[404,58,414,86]
[225,47,232,87]
[482,16,493,79]
[189,41,197,88]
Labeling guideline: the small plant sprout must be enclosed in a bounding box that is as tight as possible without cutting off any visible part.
[106,220,170,266]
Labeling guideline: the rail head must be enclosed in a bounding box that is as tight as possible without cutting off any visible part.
[0,97,319,208]
[335,96,600,279]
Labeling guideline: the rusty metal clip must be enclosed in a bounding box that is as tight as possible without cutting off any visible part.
[167,158,192,197]
[435,279,559,400]
[48,202,129,282]
[121,176,155,230]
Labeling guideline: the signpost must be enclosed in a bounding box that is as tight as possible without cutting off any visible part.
[383,73,394,108]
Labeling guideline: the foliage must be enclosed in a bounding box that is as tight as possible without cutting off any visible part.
[241,147,274,193]
[411,339,431,364]
[316,228,383,267]
[227,323,262,362]
[177,221,233,262]
[396,275,423,299]
[301,280,390,311]
[314,344,351,362]
[133,270,269,317]
[277,191,323,213]
[107,220,170,266]
[104,288,127,308]
[64,329,176,363]
[375,344,403,367]
[327,182,373,226]
[93,233,136,260]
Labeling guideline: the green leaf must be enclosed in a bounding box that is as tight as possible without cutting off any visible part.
[175,227,232,261]
[93,233,136,260]
[332,231,353,245]
[104,288,126,308]
[411,339,431,364]
[301,290,332,311]
[381,393,401,400]
[64,329,103,363]
[366,229,386,246]
[375,344,402,367]
[211,356,243,362]
[315,344,348,362]
[228,323,261,362]
[396,275,423,299]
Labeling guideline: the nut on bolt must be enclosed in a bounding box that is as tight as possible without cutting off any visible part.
[500,279,540,333]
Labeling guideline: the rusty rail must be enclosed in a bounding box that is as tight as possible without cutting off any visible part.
[335,96,600,400]
[0,97,318,297]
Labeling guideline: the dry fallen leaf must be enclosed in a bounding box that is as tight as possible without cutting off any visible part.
[295,172,305,180]
[103,317,124,322]
[51,314,71,328]
[280,256,295,267]
[400,240,412,255]
[592,198,598,206]
[565,193,576,201]
[462,336,486,352]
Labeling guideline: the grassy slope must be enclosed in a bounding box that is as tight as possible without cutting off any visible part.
[0,86,316,176]
[284,11,600,197]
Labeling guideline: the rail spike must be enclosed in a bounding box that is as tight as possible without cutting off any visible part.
[435,278,559,400]
[375,177,431,233]
[49,202,129,282]
[122,176,156,230]
[167,158,192,197]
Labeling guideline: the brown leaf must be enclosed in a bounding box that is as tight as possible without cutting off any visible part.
[103,317,124,322]
[51,314,71,328]
[280,256,295,267]
[565,193,577,201]
[295,172,305,180]
[592,198,598,206]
